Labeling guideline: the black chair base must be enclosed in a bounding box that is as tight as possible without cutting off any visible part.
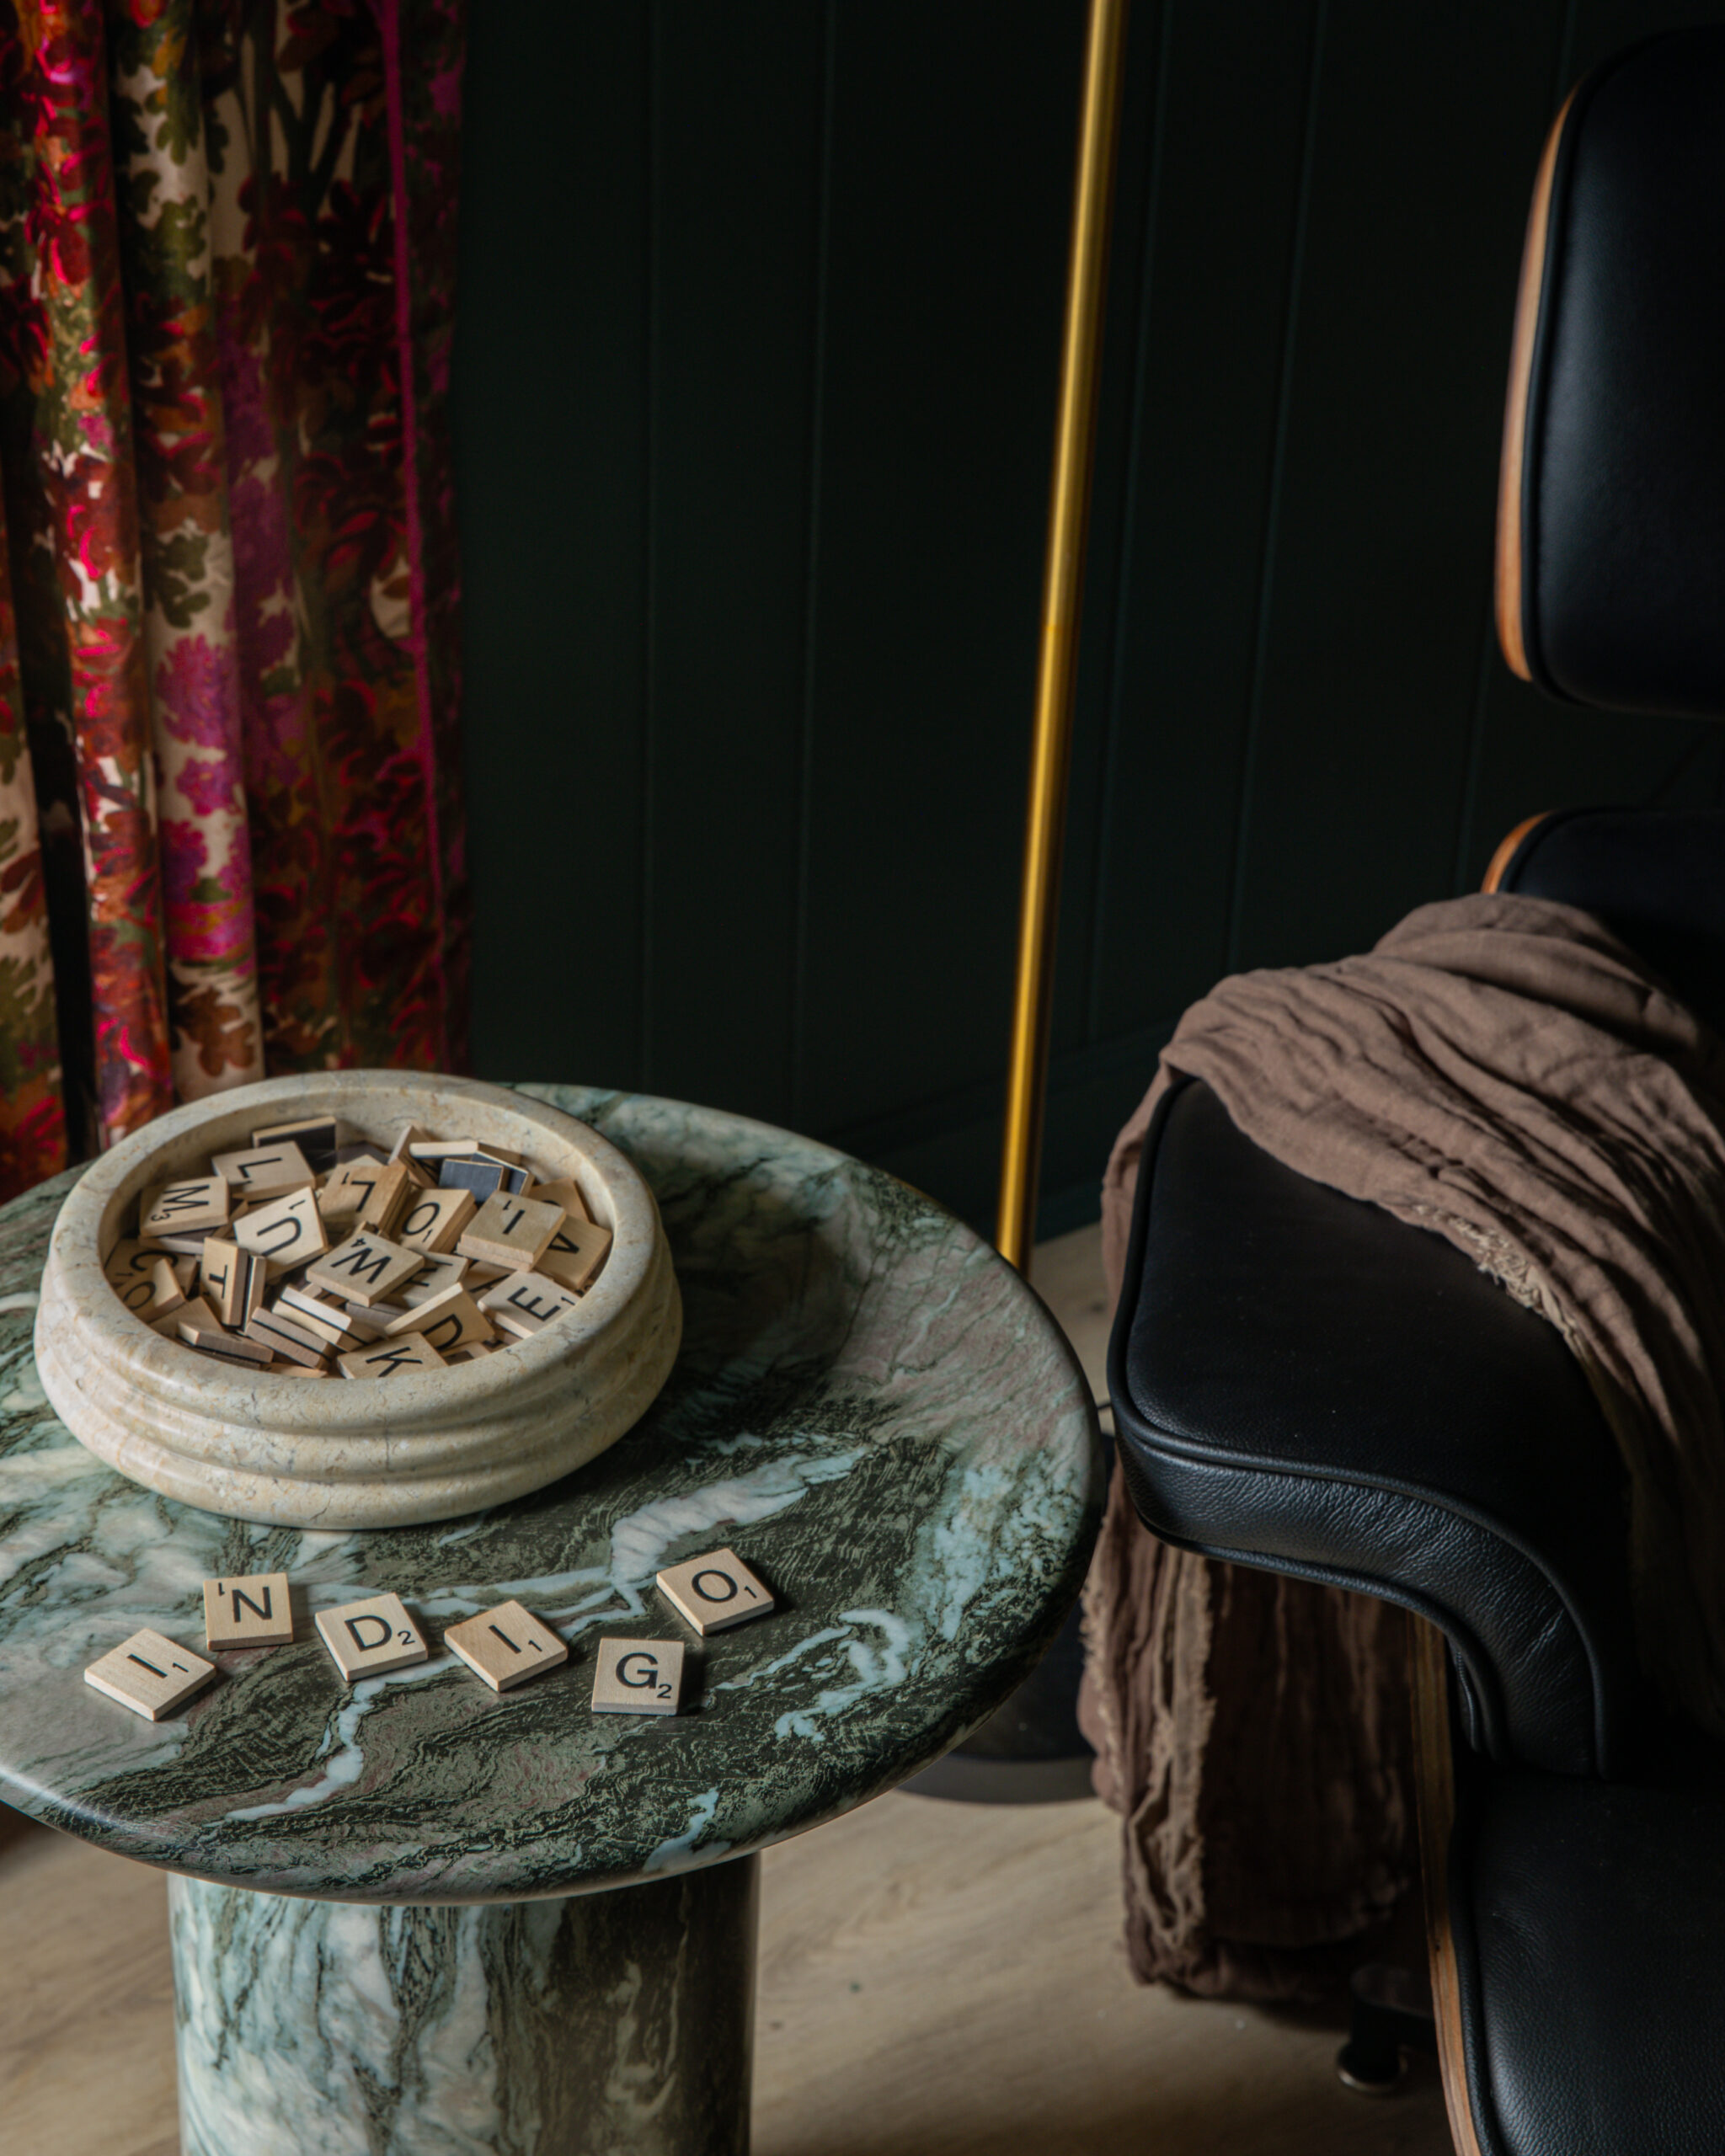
[902,1598,1096,1804]
[1337,1962,1437,2093]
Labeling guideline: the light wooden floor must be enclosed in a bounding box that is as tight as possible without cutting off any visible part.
[0,1225,1452,2156]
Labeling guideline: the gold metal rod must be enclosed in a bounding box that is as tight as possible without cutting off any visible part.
[996,0,1130,1271]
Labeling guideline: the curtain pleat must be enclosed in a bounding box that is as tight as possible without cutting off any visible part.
[113,0,264,1102]
[200,0,467,1075]
[0,0,466,1199]
[0,474,63,1193]
[3,3,171,1152]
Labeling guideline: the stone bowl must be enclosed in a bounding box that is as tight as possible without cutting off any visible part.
[34,1073,681,1530]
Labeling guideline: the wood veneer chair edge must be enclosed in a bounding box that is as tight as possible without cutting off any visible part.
[1413,1614,1489,2156]
[1495,88,1578,687]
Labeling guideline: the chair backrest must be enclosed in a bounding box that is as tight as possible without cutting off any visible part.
[1491,807,1725,1044]
[1496,29,1725,720]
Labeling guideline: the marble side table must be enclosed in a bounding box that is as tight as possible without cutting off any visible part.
[0,1087,1101,2156]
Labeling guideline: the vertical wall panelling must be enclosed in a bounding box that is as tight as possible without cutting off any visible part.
[457,2,1725,1242]
[789,6,840,1131]
[1225,0,1330,979]
[644,4,826,1122]
[1051,0,1167,1070]
[1081,0,1320,1039]
[796,4,1083,1144]
[1222,3,1562,972]
[457,4,653,1086]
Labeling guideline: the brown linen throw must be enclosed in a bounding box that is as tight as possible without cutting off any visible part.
[1084,892,1725,1996]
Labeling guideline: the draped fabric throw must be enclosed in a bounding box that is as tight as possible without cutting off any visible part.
[1085,892,1725,1996]
[0,0,467,1200]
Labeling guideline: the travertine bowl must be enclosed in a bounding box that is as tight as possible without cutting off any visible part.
[34,1073,681,1529]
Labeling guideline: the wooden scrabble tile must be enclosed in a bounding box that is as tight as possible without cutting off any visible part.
[243,1306,328,1369]
[190,1337,273,1370]
[444,1600,568,1693]
[138,1257,187,1328]
[253,1302,330,1352]
[448,1340,496,1362]
[314,1157,387,1227]
[85,1628,216,1720]
[457,1192,565,1273]
[146,1230,216,1257]
[531,1177,594,1227]
[211,1140,316,1200]
[307,1230,423,1307]
[398,1252,471,1304]
[315,1183,366,1230]
[199,1237,246,1326]
[334,1140,388,1168]
[477,1272,580,1339]
[104,1238,163,1294]
[387,1122,434,1163]
[382,1283,492,1357]
[537,1217,613,1295]
[175,1297,241,1353]
[356,1161,414,1239]
[655,1548,775,1636]
[232,1187,328,1273]
[336,1332,449,1380]
[276,1363,331,1378]
[274,1286,363,1348]
[169,1254,200,1294]
[276,1281,349,1324]
[424,1141,524,1171]
[250,1115,341,1172]
[314,1592,427,1681]
[190,1337,271,1371]
[385,1124,436,1187]
[202,1571,294,1651]
[590,1636,684,1715]
[465,1261,511,1286]
[140,1175,229,1238]
[437,1153,507,1203]
[335,1301,391,1342]
[108,1246,168,1315]
[397,1186,476,1255]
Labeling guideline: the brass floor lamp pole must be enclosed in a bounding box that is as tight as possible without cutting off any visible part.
[996,0,1129,1273]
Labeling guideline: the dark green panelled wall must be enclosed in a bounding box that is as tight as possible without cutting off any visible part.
[454,1,1725,1240]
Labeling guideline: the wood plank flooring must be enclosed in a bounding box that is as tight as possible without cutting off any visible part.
[0,1225,1451,2154]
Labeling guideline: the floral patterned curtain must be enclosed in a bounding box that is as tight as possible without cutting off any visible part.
[0,0,467,1201]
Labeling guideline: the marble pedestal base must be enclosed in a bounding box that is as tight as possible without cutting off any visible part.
[168,1860,759,2156]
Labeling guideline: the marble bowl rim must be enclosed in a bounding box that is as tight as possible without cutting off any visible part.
[36,1070,662,1444]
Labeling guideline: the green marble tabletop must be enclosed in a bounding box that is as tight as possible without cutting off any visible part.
[0,1087,1101,1905]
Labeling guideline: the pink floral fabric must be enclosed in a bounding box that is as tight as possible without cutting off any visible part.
[0,0,467,1191]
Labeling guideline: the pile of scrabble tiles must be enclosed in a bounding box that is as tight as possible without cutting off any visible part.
[104,1113,612,1379]
[84,1545,774,1721]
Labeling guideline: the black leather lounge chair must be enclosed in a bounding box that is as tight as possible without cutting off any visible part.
[1107,32,1725,2156]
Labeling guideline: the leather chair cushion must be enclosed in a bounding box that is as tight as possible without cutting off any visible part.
[1450,1754,1725,2155]
[1505,29,1725,719]
[1109,1077,1640,1776]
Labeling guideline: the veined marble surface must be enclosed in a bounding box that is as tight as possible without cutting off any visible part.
[0,1087,1101,1903]
[170,1860,758,2155]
